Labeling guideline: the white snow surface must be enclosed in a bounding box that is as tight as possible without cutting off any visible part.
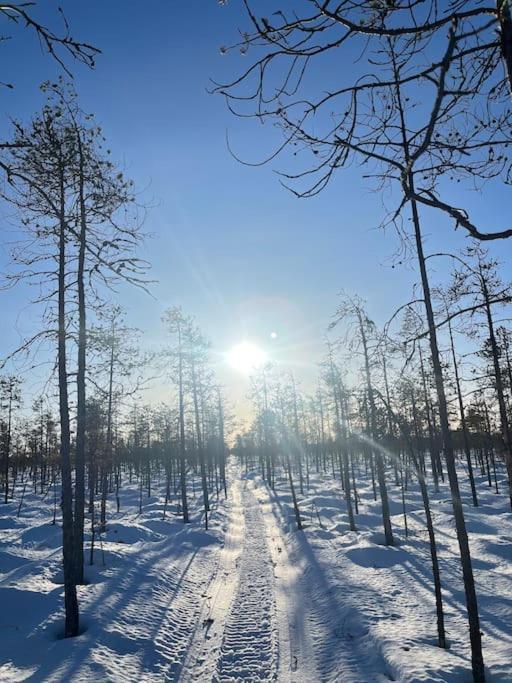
[1,462,511,682]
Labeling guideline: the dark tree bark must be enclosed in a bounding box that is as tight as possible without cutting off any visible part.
[409,190,484,681]
[358,312,393,545]
[191,358,209,529]
[57,163,79,637]
[73,131,87,584]
[177,323,189,523]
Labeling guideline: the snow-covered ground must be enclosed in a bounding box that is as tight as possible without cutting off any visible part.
[258,466,512,683]
[1,461,511,682]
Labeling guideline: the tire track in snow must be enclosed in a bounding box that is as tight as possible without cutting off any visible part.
[155,547,220,682]
[213,482,278,682]
[179,477,245,682]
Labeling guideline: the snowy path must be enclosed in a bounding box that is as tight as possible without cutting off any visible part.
[179,476,246,682]
[183,474,387,682]
[214,483,278,681]
[3,465,511,682]
[182,478,279,682]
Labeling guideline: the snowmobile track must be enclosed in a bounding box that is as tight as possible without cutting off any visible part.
[213,482,278,682]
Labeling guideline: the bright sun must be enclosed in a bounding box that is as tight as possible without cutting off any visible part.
[226,342,267,374]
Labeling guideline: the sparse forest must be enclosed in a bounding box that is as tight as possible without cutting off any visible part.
[1,2,512,683]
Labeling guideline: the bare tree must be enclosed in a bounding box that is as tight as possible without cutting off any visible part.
[0,84,147,636]
[220,16,490,675]
[331,296,393,545]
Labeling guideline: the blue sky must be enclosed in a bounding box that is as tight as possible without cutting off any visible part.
[1,1,511,420]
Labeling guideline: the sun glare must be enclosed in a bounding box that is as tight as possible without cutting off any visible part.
[226,342,267,374]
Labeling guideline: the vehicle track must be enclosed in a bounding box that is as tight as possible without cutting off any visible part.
[213,482,278,682]
[180,478,245,683]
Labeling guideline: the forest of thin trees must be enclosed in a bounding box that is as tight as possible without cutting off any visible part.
[215,3,512,680]
[1,3,512,683]
[0,4,232,642]
[233,269,512,676]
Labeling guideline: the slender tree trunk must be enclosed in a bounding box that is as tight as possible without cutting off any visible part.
[73,135,87,584]
[359,316,393,545]
[331,364,356,532]
[191,359,209,528]
[178,325,189,523]
[291,376,304,495]
[217,391,227,498]
[3,388,13,504]
[262,371,273,489]
[100,323,116,532]
[286,454,302,530]
[447,315,478,506]
[419,345,440,491]
[382,355,400,485]
[57,166,79,637]
[393,53,484,676]
[410,185,484,681]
